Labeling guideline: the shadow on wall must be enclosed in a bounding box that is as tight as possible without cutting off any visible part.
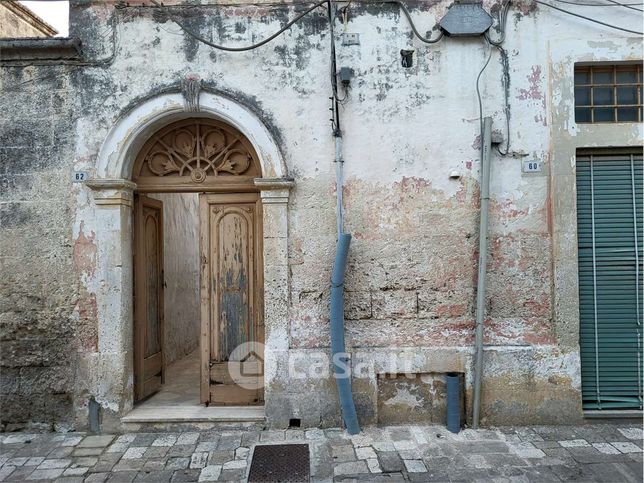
[148,192,200,365]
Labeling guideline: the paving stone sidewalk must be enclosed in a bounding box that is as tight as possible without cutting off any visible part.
[0,423,642,482]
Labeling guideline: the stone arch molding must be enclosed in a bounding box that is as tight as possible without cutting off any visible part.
[83,91,292,427]
[95,92,286,181]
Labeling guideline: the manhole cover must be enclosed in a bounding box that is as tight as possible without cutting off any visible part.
[248,443,310,482]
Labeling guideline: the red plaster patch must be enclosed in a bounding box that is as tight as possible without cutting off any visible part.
[73,222,97,277]
[434,303,469,318]
[78,291,98,351]
[517,66,544,101]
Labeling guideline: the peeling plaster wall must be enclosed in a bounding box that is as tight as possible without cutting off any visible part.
[148,193,200,365]
[0,0,642,429]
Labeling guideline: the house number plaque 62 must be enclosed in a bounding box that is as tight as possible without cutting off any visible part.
[72,171,90,182]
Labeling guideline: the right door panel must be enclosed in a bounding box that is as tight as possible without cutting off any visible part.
[200,193,264,406]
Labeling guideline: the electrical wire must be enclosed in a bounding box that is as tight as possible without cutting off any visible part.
[494,44,511,156]
[487,0,511,46]
[604,0,644,12]
[550,0,644,6]
[482,1,511,155]
[476,37,493,137]
[535,0,643,34]
[385,0,444,44]
[153,0,444,49]
[149,0,329,52]
[151,0,444,51]
[328,0,341,134]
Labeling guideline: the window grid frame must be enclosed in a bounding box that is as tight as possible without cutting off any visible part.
[574,64,643,124]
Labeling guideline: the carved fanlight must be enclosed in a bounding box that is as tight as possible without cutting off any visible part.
[133,119,261,191]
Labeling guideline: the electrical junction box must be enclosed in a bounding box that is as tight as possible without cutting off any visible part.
[439,0,493,37]
[491,131,504,145]
[338,67,354,85]
[341,33,360,46]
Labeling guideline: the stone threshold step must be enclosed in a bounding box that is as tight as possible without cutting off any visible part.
[121,405,265,423]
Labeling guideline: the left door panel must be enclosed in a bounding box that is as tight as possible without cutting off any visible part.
[134,195,164,402]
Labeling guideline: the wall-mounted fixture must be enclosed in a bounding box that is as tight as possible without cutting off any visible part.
[400,49,414,68]
[341,32,360,46]
[449,170,462,179]
[439,0,493,37]
[522,159,542,173]
[338,67,353,87]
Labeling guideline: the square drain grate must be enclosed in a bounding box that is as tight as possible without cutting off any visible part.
[248,443,310,482]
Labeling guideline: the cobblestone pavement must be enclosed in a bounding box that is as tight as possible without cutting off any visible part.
[0,423,642,482]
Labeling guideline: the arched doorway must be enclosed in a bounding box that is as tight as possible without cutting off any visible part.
[85,91,292,427]
[131,118,264,407]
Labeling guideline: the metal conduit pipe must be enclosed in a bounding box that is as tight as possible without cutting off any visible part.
[472,116,493,429]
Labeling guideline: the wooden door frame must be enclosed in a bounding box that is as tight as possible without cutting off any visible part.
[199,192,264,404]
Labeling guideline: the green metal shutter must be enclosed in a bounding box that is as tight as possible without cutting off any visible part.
[576,152,643,410]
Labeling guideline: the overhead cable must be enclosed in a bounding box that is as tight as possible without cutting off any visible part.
[383,0,444,44]
[535,0,643,34]
[550,0,644,6]
[149,0,329,52]
[604,0,644,12]
[151,0,444,49]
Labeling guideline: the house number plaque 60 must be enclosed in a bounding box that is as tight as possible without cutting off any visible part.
[522,161,542,173]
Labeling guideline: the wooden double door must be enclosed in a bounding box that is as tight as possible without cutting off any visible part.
[133,192,264,406]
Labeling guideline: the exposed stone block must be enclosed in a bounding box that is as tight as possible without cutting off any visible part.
[345,291,372,320]
[19,367,72,395]
[417,289,473,320]
[0,367,20,394]
[0,340,45,367]
[371,290,418,319]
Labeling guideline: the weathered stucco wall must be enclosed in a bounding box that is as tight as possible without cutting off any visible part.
[0,0,641,430]
[148,192,200,365]
[0,64,77,430]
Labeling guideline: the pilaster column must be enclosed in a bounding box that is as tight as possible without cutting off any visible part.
[255,178,293,425]
[85,179,137,420]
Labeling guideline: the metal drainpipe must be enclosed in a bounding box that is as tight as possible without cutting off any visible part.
[327,0,360,435]
[472,116,492,429]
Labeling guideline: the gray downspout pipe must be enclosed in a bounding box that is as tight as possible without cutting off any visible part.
[328,0,360,435]
[331,232,360,435]
[472,116,492,429]
[330,137,360,435]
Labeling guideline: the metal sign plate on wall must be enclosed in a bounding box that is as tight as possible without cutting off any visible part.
[72,171,90,182]
[522,161,542,173]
